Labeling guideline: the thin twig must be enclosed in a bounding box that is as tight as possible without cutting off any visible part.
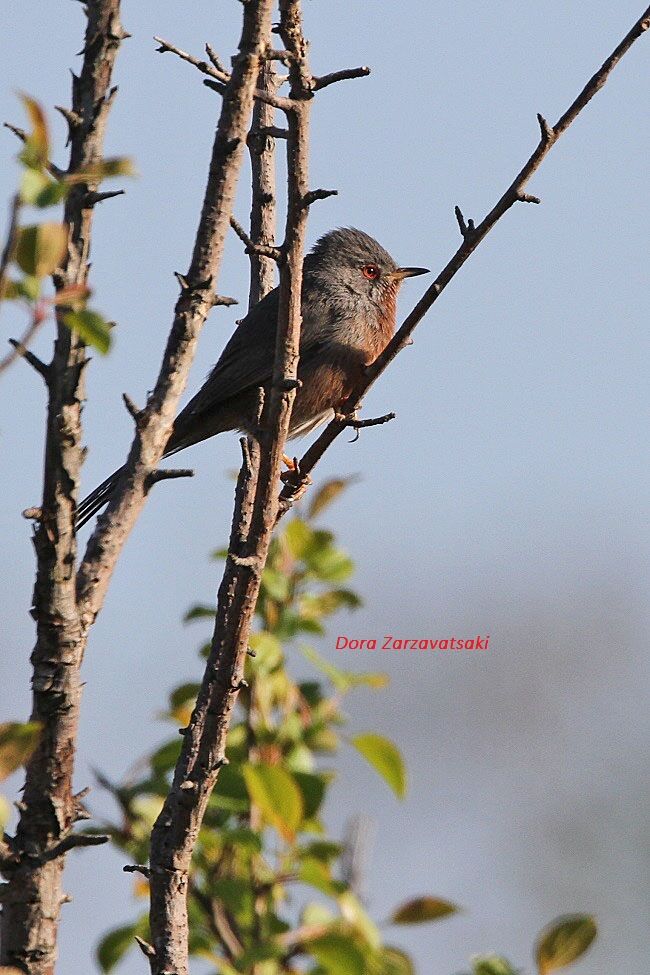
[2,331,50,381]
[230,215,282,261]
[277,5,650,516]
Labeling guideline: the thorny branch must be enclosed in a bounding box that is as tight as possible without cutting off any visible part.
[144,1,364,971]
[0,3,125,973]
[277,4,650,513]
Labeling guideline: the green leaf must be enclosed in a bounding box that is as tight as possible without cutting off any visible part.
[16,223,67,277]
[471,957,517,975]
[300,644,354,692]
[242,764,303,841]
[284,518,313,558]
[309,933,366,975]
[376,947,415,975]
[308,477,356,518]
[209,763,250,814]
[390,896,459,925]
[248,631,283,674]
[96,922,138,973]
[300,840,342,863]
[350,733,406,799]
[339,891,381,949]
[535,915,597,974]
[66,156,136,183]
[169,682,200,712]
[62,309,112,353]
[149,739,182,775]
[293,771,328,819]
[20,169,67,207]
[183,604,215,623]
[299,856,338,896]
[261,566,290,601]
[307,547,354,583]
[0,722,42,781]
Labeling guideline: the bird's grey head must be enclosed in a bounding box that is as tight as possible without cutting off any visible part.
[307,227,428,304]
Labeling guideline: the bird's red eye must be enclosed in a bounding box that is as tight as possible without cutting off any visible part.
[361,264,380,280]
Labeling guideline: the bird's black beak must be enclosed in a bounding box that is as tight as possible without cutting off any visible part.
[389,266,430,280]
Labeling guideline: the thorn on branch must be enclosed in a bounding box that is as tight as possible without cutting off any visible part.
[230,216,282,261]
[122,392,143,424]
[38,832,110,864]
[276,377,302,391]
[454,205,477,242]
[174,271,189,292]
[348,411,396,430]
[537,113,556,146]
[212,294,238,307]
[205,43,229,77]
[123,863,151,879]
[516,191,541,205]
[134,936,156,959]
[22,507,43,521]
[312,65,371,91]
[257,125,288,139]
[83,188,125,207]
[345,411,396,443]
[8,339,50,381]
[54,105,82,132]
[4,122,27,143]
[246,647,257,657]
[146,468,195,487]
[302,188,338,208]
[203,78,228,97]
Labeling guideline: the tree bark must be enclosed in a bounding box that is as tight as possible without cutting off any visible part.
[0,4,125,972]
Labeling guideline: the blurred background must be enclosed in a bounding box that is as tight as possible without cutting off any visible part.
[1,2,649,972]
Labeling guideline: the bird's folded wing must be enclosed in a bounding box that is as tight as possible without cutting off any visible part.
[178,284,324,420]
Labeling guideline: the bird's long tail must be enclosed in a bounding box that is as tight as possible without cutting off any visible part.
[75,466,125,530]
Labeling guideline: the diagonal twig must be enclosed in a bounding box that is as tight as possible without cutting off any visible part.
[277,5,650,515]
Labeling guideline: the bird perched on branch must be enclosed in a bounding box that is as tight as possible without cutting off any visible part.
[76,227,428,528]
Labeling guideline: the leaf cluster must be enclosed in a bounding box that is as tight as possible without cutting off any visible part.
[92,482,597,975]
[1,96,133,354]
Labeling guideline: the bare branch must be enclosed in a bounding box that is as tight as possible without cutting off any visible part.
[123,864,151,879]
[145,4,317,972]
[247,59,279,306]
[154,35,230,84]
[312,64,371,91]
[77,0,274,630]
[277,4,650,516]
[230,215,282,261]
[145,468,194,486]
[1,5,125,969]
[1,332,50,382]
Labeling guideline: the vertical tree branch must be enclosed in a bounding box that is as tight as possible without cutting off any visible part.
[0,3,124,972]
[246,59,279,306]
[146,3,318,972]
[75,0,273,625]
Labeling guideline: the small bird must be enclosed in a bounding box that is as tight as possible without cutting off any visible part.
[76,227,428,528]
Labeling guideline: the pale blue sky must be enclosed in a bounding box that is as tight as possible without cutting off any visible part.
[1,3,649,973]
